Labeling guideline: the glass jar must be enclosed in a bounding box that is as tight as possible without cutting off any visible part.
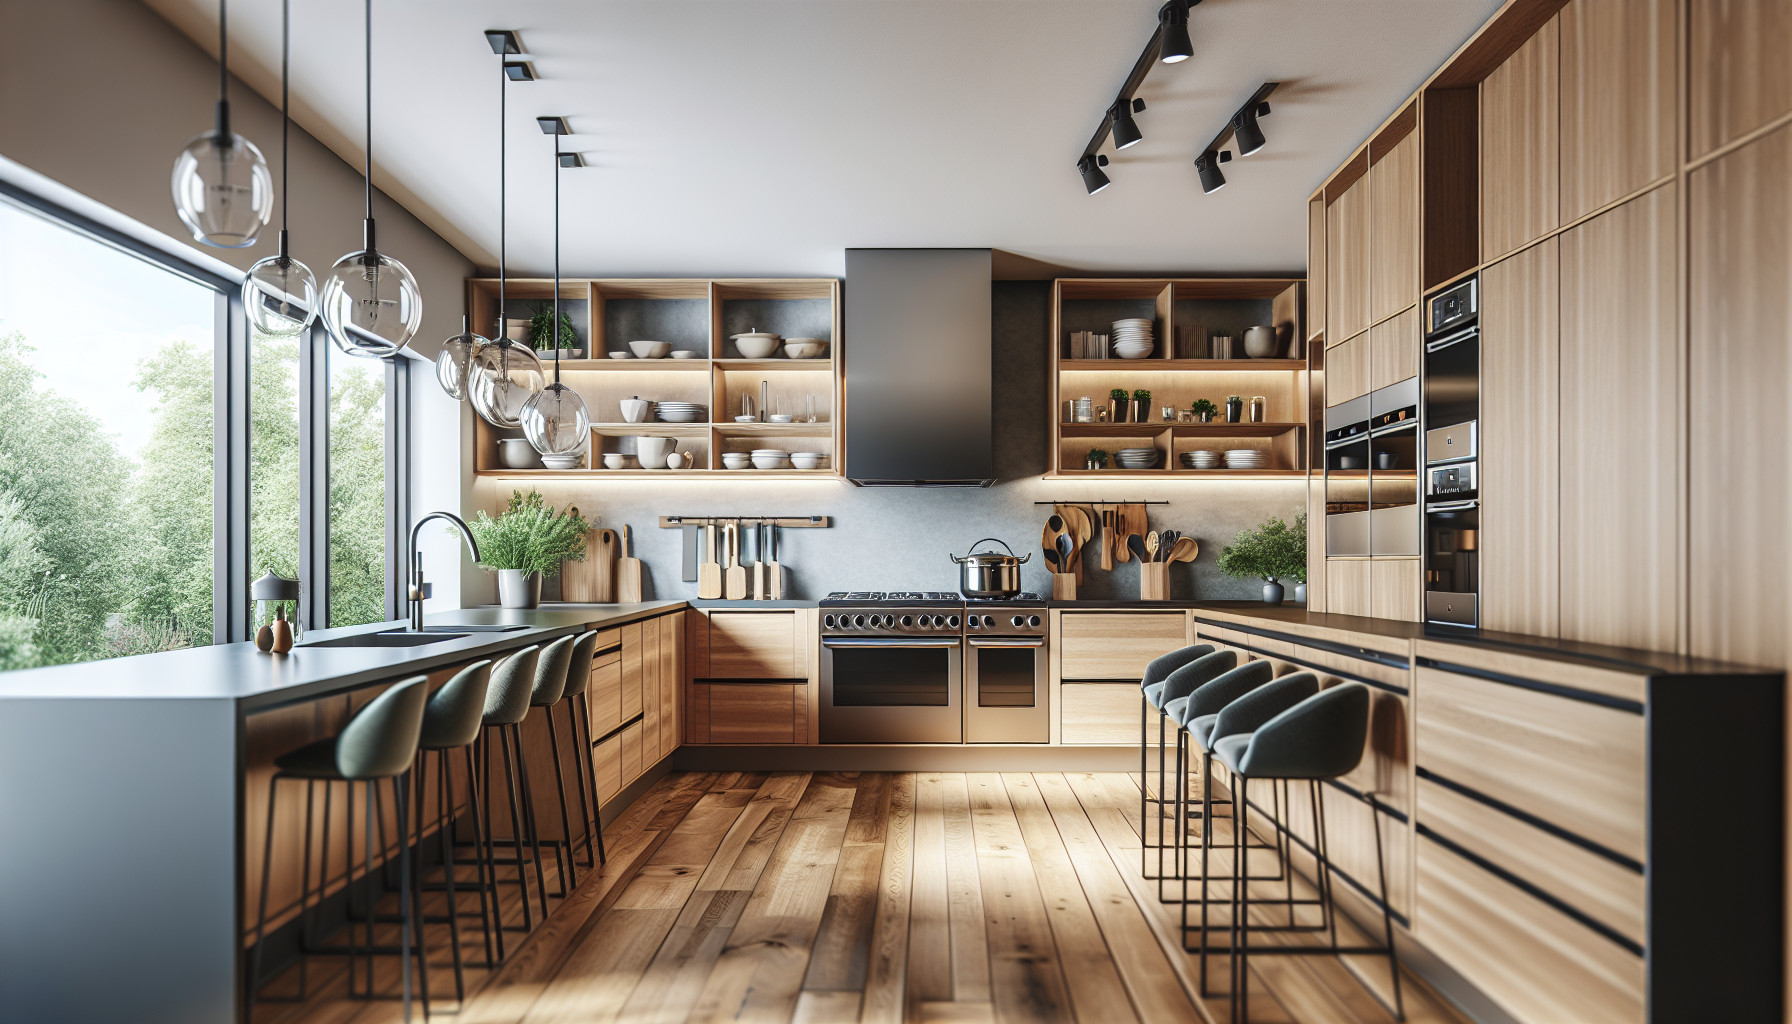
[1249,396,1267,423]
[1073,397,1094,423]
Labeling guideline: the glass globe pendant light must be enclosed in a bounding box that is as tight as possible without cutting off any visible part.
[522,127,591,458]
[242,0,317,337]
[171,0,273,248]
[320,0,422,358]
[435,313,489,400]
[469,34,545,427]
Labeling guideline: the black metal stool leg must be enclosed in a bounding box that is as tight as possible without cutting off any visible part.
[506,723,552,921]
[434,751,467,1000]
[543,705,579,891]
[1368,793,1406,1022]
[561,702,595,870]
[494,725,536,931]
[576,700,606,864]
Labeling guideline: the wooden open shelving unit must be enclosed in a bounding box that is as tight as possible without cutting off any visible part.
[1047,277,1309,478]
[468,277,843,479]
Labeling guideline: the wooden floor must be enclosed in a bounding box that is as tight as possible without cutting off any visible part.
[253,771,1473,1024]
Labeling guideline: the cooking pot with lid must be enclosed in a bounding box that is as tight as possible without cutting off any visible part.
[949,538,1029,599]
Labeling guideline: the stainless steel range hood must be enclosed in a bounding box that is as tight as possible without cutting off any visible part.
[843,248,994,486]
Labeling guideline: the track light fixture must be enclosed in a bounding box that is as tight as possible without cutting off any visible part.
[504,61,536,82]
[1111,98,1147,150]
[484,29,521,55]
[1233,100,1271,156]
[537,116,569,136]
[1157,0,1196,63]
[1194,150,1230,193]
[558,152,584,168]
[1078,154,1111,195]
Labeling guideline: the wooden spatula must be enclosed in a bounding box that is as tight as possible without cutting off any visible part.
[752,523,767,600]
[723,521,748,600]
[1099,504,1114,571]
[617,524,644,603]
[697,524,722,599]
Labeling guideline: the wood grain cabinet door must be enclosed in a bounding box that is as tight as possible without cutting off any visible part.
[1481,15,1559,261]
[1326,176,1372,342]
[1307,196,1327,341]
[1324,331,1370,407]
[1690,0,1792,159]
[1369,130,1419,324]
[1056,612,1190,681]
[707,611,801,679]
[1324,559,1372,618]
[1559,0,1675,224]
[1367,306,1418,392]
[1369,558,1421,622]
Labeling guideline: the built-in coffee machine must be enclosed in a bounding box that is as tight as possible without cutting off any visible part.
[1421,276,1480,627]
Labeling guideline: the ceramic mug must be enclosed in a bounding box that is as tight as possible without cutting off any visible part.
[603,453,626,470]
[634,436,675,468]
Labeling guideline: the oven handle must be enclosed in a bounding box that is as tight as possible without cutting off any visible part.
[967,637,1046,648]
[1425,325,1478,353]
[1426,499,1479,513]
[821,637,963,649]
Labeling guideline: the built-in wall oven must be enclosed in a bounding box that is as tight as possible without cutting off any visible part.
[1422,276,1480,627]
[819,593,963,743]
[963,597,1049,743]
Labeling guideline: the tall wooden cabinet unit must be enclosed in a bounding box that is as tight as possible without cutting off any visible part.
[1480,16,1559,262]
[1369,123,1420,324]
[1558,188,1679,651]
[1479,239,1560,637]
[1558,0,1675,222]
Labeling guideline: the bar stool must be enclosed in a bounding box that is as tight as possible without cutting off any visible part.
[1210,682,1403,1023]
[1140,649,1230,882]
[248,676,430,1023]
[409,660,495,1003]
[553,631,607,868]
[525,635,578,899]
[476,645,545,935]
[1165,660,1277,879]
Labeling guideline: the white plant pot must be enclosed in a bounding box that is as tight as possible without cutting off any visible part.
[497,569,542,609]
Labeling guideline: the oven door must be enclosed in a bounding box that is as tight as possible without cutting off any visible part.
[963,636,1049,743]
[820,636,963,743]
[1424,499,1479,627]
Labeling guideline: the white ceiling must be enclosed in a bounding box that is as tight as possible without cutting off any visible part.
[143,0,1500,278]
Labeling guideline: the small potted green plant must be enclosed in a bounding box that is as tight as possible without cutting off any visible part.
[1217,510,1308,604]
[1086,447,1110,470]
[468,490,590,608]
[1225,394,1244,423]
[528,300,581,359]
[1190,398,1217,423]
[1109,387,1130,423]
[1132,389,1152,423]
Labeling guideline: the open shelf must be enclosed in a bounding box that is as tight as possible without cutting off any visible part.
[1059,421,1305,438]
[1057,358,1306,372]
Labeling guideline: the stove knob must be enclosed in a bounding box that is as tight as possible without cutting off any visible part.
[874,614,889,629]
[852,614,866,629]
[947,615,960,629]
[823,615,836,630]
[979,615,992,627]
[929,615,944,628]
[1011,615,1026,628]
[1028,615,1042,628]
[899,614,913,628]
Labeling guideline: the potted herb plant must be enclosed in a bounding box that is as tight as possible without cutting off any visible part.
[468,490,590,608]
[1109,387,1130,423]
[1132,389,1152,423]
[1086,447,1110,470]
[1225,394,1244,423]
[1216,510,1308,604]
[1191,398,1217,423]
[528,300,581,359]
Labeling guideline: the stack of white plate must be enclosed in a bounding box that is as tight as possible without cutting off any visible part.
[1115,446,1160,469]
[751,448,792,470]
[1112,318,1155,359]
[1224,449,1269,469]
[1180,450,1221,469]
[655,401,706,423]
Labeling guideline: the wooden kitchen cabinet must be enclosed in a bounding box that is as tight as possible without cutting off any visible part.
[1055,611,1191,681]
[1367,306,1418,392]
[1480,16,1559,261]
[686,682,806,744]
[1324,330,1370,407]
[1307,196,1326,341]
[704,610,805,679]
[1325,169,1372,343]
[1368,125,1419,324]
[1058,684,1139,744]
[584,610,682,800]
[1369,558,1421,622]
[1480,239,1560,637]
[1689,0,1792,160]
[1559,0,1674,224]
[683,608,814,744]
[1559,188,1679,650]
[1325,558,1372,618]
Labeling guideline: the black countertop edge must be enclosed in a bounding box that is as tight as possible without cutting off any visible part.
[684,599,819,609]
[1048,600,1206,609]
[0,602,687,708]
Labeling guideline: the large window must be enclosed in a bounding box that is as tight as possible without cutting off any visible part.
[327,347,389,627]
[0,199,219,668]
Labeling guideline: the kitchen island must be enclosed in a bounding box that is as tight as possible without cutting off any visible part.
[0,602,680,1024]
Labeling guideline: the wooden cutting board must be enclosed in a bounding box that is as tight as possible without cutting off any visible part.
[560,516,616,603]
[697,524,722,599]
[723,522,748,600]
[616,524,644,603]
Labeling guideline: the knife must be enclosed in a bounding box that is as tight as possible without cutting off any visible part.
[752,523,767,600]
[681,523,699,582]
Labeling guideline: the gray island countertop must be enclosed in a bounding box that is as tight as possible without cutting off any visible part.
[0,602,685,710]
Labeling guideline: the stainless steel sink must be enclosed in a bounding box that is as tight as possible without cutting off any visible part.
[300,631,471,648]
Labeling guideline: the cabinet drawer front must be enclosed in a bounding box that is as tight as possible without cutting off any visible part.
[587,654,623,735]
[705,683,799,744]
[1416,834,1643,1024]
[592,731,621,802]
[1418,777,1644,946]
[1057,613,1188,680]
[1416,666,1645,862]
[708,611,799,678]
[1059,683,1139,744]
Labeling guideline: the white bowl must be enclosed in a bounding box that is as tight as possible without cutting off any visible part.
[630,340,672,359]
[734,414,758,423]
[722,455,751,469]
[669,350,699,359]
[789,452,822,470]
[541,454,583,470]
[752,454,791,470]
[1113,342,1154,359]
[608,351,632,359]
[603,454,626,470]
[750,449,789,456]
[768,414,793,423]
[732,332,782,359]
[784,339,828,359]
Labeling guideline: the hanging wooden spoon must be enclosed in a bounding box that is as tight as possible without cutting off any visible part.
[1146,530,1160,562]
[1168,536,1199,563]
[1041,521,1061,571]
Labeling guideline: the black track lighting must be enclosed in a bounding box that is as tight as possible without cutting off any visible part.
[1111,98,1147,150]
[504,60,536,82]
[1078,154,1111,195]
[537,115,569,135]
[558,152,584,168]
[1195,149,1230,193]
[1158,0,1194,63]
[1233,101,1271,156]
[484,29,521,55]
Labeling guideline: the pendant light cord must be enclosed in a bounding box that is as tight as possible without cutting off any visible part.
[279,0,289,250]
[498,56,506,337]
[216,0,230,134]
[363,0,373,223]
[552,142,561,384]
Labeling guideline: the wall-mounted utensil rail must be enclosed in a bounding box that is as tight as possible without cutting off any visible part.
[657,516,831,529]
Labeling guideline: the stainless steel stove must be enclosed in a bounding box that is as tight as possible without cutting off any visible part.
[960,594,1049,742]
[821,592,962,636]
